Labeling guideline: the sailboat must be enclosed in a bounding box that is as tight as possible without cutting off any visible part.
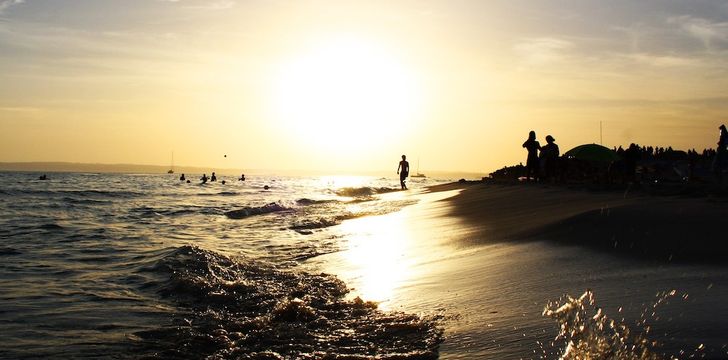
[167,152,174,174]
[411,159,426,178]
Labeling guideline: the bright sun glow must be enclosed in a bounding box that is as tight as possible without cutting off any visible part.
[271,37,422,153]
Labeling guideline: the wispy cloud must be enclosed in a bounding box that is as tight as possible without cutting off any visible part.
[625,53,697,67]
[513,37,574,64]
[0,0,24,15]
[669,15,728,51]
[159,0,235,10]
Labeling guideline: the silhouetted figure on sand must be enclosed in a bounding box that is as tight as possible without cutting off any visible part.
[713,124,728,183]
[397,155,410,190]
[522,131,541,181]
[539,135,559,181]
[200,174,208,184]
[239,174,246,181]
[210,172,217,182]
[179,173,185,181]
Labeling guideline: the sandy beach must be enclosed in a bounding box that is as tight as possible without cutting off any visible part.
[307,182,728,358]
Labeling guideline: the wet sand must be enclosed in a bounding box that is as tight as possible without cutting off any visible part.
[306,182,728,358]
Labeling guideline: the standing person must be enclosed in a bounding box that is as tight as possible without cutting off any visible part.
[713,124,728,183]
[539,135,560,182]
[397,155,410,190]
[522,131,541,181]
[200,174,208,184]
[210,172,217,182]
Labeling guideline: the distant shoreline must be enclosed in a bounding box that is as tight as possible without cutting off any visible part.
[0,161,486,179]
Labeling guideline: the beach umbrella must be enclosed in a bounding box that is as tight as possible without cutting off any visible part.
[564,144,620,162]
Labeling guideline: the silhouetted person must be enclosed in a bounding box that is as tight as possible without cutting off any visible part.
[200,174,208,184]
[539,135,559,181]
[39,174,47,180]
[179,173,185,181]
[624,143,640,183]
[239,173,246,181]
[522,131,541,181]
[713,124,728,183]
[397,155,409,190]
[210,172,217,182]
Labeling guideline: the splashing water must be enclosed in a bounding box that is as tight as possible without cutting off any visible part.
[131,246,443,359]
[543,290,673,360]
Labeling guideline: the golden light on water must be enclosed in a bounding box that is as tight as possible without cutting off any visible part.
[337,211,415,308]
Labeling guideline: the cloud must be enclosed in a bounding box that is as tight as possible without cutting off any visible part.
[0,0,24,15]
[513,37,574,64]
[158,0,235,10]
[187,1,235,10]
[669,15,728,51]
[625,53,697,67]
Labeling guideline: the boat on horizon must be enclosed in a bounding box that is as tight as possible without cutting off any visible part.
[411,159,426,178]
[167,152,174,174]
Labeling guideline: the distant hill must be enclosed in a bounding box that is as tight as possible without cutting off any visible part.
[0,162,486,180]
[0,162,240,175]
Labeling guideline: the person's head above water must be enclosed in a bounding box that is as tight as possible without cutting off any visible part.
[402,155,406,160]
[529,131,536,140]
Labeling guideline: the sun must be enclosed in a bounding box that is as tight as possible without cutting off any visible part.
[270,37,422,153]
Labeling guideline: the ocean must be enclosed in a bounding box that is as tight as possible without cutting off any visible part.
[2,172,728,359]
[0,172,447,359]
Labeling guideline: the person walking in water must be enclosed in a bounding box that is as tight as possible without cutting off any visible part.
[397,155,410,190]
[200,173,208,184]
[522,131,541,181]
[210,172,217,182]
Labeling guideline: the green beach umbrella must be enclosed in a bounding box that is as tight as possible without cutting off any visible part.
[564,144,620,162]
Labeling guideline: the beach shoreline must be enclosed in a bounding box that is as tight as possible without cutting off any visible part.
[429,180,728,262]
[309,180,728,358]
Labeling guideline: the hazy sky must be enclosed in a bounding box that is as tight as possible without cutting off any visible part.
[2,0,728,173]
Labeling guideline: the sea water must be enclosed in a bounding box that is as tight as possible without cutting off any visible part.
[2,172,727,359]
[0,172,443,359]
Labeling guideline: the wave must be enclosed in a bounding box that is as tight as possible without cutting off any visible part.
[197,191,239,197]
[334,186,400,197]
[39,223,65,231]
[0,247,21,256]
[61,197,113,205]
[131,245,442,359]
[295,198,339,206]
[5,189,143,199]
[224,202,289,219]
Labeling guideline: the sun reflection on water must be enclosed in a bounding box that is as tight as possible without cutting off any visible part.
[338,211,415,309]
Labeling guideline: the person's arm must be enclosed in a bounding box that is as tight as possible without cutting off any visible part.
[397,162,401,174]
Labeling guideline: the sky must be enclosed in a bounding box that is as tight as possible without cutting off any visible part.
[1,0,728,174]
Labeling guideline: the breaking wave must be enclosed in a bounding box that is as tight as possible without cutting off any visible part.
[224,203,290,219]
[131,245,443,359]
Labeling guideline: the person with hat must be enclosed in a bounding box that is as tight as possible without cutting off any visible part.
[539,135,560,182]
